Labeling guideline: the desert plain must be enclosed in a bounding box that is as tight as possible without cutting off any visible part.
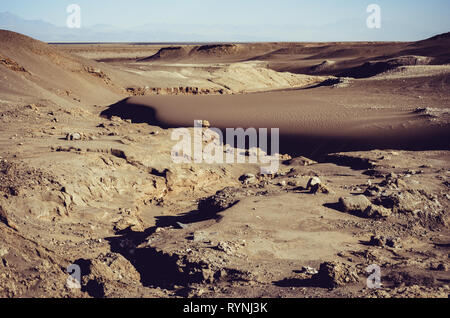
[0,29,449,298]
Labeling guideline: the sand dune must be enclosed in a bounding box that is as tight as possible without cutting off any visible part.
[0,30,126,105]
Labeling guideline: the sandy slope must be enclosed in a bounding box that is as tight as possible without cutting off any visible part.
[0,30,449,298]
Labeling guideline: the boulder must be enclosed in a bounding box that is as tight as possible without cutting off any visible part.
[198,187,242,214]
[314,261,359,288]
[339,195,372,213]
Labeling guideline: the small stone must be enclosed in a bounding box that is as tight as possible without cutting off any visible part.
[278,180,287,187]
[306,177,321,190]
[201,268,214,282]
[193,231,208,242]
[217,241,234,254]
[66,132,82,141]
[307,177,332,194]
[387,172,398,180]
[430,262,448,271]
[313,183,333,194]
[395,179,407,188]
[111,116,122,122]
[25,104,38,110]
[369,235,386,247]
[364,185,382,197]
[301,266,318,275]
[239,173,257,185]
[386,237,401,248]
[0,246,8,257]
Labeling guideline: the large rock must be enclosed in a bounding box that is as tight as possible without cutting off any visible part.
[76,253,141,298]
[198,187,243,214]
[339,195,390,218]
[339,195,372,213]
[314,261,359,288]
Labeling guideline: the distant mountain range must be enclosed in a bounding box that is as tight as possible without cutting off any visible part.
[0,11,444,42]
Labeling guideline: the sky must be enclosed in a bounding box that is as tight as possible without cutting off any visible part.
[1,0,449,41]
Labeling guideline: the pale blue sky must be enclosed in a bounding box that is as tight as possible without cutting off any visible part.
[1,0,449,41]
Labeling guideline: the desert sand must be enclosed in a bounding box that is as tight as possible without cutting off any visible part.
[0,29,449,298]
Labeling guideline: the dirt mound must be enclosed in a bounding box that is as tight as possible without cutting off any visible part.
[140,45,241,62]
[141,43,279,63]
[192,44,240,56]
[139,46,192,61]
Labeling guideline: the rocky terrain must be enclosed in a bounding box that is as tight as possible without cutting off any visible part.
[0,30,449,298]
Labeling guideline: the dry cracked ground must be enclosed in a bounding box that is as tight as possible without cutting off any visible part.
[0,30,449,298]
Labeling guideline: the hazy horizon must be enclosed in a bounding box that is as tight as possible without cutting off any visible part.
[1,0,449,42]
